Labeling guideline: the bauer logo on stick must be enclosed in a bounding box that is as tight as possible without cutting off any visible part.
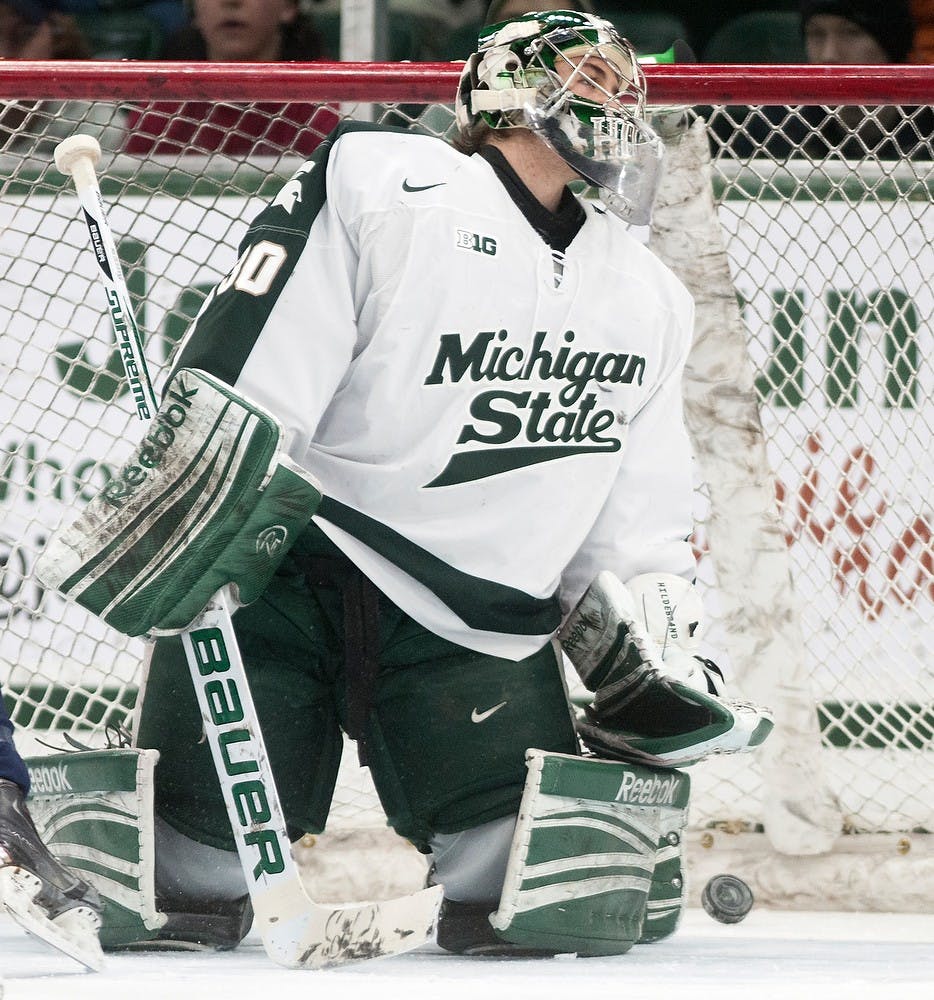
[185,622,287,881]
[84,213,112,278]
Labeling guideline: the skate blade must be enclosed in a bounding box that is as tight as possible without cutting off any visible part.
[0,866,104,972]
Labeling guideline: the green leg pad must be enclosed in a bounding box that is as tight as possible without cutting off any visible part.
[490,751,690,956]
[23,748,166,948]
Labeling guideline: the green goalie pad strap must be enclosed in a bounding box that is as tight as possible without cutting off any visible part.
[36,368,322,636]
[23,749,165,949]
[489,750,690,956]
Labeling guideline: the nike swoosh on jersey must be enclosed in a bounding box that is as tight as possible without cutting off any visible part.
[470,701,508,723]
[402,179,447,192]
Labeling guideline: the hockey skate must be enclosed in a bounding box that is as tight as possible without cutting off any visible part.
[0,778,104,971]
[109,893,254,952]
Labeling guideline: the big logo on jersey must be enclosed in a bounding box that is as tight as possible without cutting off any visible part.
[423,329,643,487]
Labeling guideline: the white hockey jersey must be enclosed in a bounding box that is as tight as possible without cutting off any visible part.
[175,122,697,660]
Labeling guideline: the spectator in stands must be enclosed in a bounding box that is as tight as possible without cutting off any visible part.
[1,0,89,60]
[0,1,122,155]
[798,0,931,159]
[709,0,932,161]
[910,0,933,62]
[160,0,326,61]
[123,0,338,157]
[801,0,914,63]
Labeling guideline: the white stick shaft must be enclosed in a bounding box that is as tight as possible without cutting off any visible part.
[181,589,442,968]
[56,139,158,420]
[180,589,307,957]
[64,154,101,199]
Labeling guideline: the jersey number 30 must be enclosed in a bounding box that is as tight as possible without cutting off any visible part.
[217,240,287,298]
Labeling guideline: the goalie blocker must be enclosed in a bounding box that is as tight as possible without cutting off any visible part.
[36,368,322,637]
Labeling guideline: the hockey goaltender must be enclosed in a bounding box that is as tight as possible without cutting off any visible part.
[6,8,771,969]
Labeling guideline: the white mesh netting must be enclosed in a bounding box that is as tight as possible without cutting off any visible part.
[1,65,932,906]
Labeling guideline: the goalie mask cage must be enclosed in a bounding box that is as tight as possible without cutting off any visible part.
[1,62,932,912]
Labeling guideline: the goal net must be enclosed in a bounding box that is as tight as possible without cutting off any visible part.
[1,62,931,910]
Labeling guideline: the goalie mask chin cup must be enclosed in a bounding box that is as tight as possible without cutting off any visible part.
[523,97,664,226]
[455,9,665,225]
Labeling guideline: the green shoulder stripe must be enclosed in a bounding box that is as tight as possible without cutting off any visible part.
[172,121,414,387]
[242,120,415,246]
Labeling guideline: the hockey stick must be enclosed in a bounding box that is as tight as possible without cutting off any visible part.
[54,138,157,421]
[53,135,443,969]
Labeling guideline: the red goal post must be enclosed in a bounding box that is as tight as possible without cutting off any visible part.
[1,62,932,911]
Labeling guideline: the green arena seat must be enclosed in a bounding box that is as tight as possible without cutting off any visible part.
[76,11,163,60]
[703,11,805,63]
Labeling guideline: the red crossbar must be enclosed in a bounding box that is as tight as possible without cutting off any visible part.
[0,61,931,105]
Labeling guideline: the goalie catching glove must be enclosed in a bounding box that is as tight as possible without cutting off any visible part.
[559,571,773,767]
[36,368,322,637]
[625,572,724,697]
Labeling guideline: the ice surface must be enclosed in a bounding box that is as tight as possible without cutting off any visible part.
[2,908,933,1000]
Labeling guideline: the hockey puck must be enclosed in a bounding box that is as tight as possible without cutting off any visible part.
[701,874,754,923]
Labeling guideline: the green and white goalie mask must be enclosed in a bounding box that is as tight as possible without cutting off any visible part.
[455,10,664,225]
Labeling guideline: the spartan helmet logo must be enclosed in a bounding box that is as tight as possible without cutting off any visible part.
[455,9,664,224]
[256,525,289,557]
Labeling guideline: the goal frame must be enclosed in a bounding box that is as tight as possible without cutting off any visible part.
[1,60,932,912]
[1,61,933,105]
